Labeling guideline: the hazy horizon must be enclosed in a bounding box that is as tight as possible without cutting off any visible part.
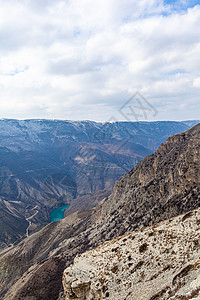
[0,118,199,123]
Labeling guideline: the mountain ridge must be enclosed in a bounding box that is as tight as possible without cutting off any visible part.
[0,122,199,299]
[0,119,195,248]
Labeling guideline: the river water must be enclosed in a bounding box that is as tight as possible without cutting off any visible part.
[50,204,70,222]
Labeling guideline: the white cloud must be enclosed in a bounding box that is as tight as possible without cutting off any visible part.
[0,0,199,121]
[193,77,200,88]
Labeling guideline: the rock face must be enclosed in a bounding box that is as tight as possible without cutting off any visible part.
[0,123,199,300]
[0,119,191,248]
[63,208,200,300]
[97,122,200,240]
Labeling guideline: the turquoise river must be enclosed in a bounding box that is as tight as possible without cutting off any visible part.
[50,204,70,222]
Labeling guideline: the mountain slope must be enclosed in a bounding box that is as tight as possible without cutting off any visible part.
[0,119,193,248]
[98,122,200,239]
[63,207,200,300]
[0,123,199,300]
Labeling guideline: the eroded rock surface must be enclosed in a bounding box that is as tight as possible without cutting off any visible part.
[63,208,200,300]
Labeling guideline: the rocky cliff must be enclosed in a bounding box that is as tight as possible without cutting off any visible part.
[97,122,200,239]
[63,207,200,300]
[0,123,199,300]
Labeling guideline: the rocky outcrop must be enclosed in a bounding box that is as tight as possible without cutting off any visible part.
[98,122,200,239]
[63,208,200,300]
[0,123,199,299]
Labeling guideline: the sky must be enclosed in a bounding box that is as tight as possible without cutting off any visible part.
[0,0,199,122]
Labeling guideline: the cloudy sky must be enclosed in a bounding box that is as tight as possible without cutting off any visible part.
[0,0,199,121]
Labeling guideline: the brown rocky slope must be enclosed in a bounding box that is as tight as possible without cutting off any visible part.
[97,122,200,239]
[63,207,200,299]
[0,123,199,300]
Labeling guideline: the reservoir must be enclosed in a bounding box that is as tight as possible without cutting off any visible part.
[50,204,70,222]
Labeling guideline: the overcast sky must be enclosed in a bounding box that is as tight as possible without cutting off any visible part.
[0,0,199,122]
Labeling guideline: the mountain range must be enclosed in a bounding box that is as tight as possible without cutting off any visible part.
[0,121,199,299]
[0,119,198,248]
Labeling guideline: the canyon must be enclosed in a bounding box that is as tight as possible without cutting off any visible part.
[0,122,199,299]
[0,119,197,248]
